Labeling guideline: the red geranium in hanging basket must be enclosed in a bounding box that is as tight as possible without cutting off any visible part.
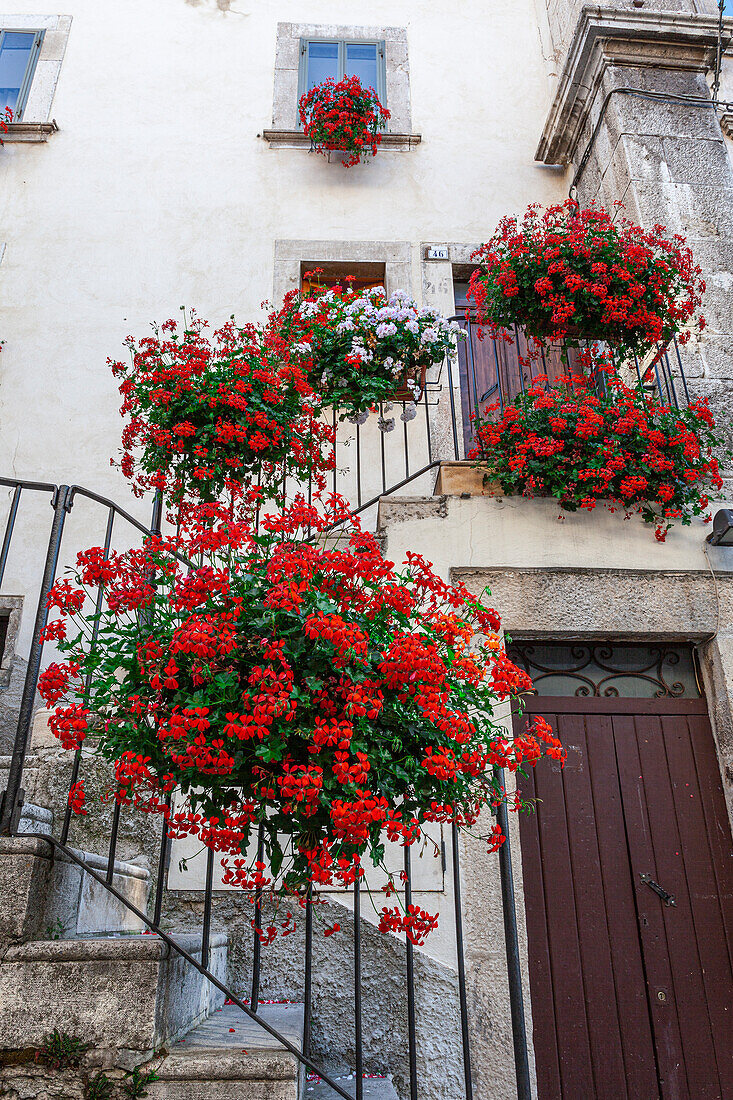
[468,200,705,361]
[470,369,723,541]
[299,75,390,167]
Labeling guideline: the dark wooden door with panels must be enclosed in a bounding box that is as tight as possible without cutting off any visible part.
[508,640,733,1100]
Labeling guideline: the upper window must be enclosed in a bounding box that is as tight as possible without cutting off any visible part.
[298,38,386,102]
[0,29,43,120]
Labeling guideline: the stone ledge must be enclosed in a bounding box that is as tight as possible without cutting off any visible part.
[0,932,228,1053]
[2,121,58,143]
[452,565,721,639]
[261,128,421,151]
[536,8,731,164]
[6,931,226,963]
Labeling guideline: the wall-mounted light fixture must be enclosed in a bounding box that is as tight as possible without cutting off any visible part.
[707,508,733,546]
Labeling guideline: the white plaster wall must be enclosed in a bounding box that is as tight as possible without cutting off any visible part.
[0,0,566,497]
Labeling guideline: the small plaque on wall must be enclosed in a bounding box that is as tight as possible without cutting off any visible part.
[425,245,449,260]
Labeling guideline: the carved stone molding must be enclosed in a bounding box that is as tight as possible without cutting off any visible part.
[536,7,730,164]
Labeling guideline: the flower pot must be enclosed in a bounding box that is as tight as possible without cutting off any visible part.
[389,363,427,403]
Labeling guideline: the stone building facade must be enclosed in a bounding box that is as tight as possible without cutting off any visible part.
[0,2,732,1098]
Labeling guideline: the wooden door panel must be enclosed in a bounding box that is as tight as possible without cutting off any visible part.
[660,717,733,1097]
[613,715,691,1100]
[584,716,661,1099]
[519,699,733,1100]
[532,727,598,1098]
[631,715,722,1099]
[557,714,630,1099]
[518,757,565,1099]
[689,715,733,969]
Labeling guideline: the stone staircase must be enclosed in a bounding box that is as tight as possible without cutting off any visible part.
[147,1003,303,1100]
[0,803,398,1099]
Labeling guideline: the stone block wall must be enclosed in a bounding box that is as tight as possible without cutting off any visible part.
[537,5,733,470]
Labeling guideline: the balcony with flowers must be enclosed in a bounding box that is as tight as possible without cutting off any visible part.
[458,200,723,542]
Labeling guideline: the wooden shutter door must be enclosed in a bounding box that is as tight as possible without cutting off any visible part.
[518,697,733,1100]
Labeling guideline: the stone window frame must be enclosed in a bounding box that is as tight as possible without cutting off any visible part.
[263,22,420,151]
[1,14,71,143]
[273,239,413,308]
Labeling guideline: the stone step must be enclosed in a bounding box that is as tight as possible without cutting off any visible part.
[304,1070,399,1100]
[146,1003,304,1100]
[0,829,149,945]
[0,931,227,1059]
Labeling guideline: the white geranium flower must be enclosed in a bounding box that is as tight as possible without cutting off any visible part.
[400,403,418,422]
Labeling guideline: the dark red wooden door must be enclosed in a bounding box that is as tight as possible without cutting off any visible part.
[518,697,733,1100]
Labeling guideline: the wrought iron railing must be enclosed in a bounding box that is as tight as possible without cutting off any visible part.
[0,476,489,1100]
[0,329,690,1098]
[451,319,690,453]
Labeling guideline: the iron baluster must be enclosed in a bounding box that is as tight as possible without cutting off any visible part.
[451,823,473,1100]
[356,419,363,509]
[466,322,481,431]
[106,800,122,885]
[0,484,71,835]
[491,334,505,418]
[445,344,460,459]
[0,484,21,588]
[251,822,265,1011]
[61,505,116,845]
[422,380,433,466]
[202,846,215,968]
[332,409,338,499]
[153,791,173,927]
[673,336,690,404]
[303,885,313,1059]
[380,402,387,494]
[496,776,532,1100]
[510,323,521,398]
[404,845,419,1100]
[354,875,364,1100]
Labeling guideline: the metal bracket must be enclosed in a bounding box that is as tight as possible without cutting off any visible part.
[639,872,676,907]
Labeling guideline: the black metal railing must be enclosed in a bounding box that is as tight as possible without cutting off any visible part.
[452,319,690,455]
[0,476,486,1100]
[0,329,691,1098]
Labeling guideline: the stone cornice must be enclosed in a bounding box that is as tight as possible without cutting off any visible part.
[2,120,58,143]
[536,7,731,164]
[262,129,421,151]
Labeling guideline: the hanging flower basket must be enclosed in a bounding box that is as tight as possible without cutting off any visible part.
[468,200,705,362]
[110,310,334,507]
[299,75,390,168]
[470,370,724,541]
[268,283,461,420]
[39,496,563,942]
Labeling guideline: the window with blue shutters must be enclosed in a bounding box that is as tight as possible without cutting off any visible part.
[298,38,387,104]
[0,29,44,120]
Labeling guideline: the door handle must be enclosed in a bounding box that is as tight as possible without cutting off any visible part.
[639,873,676,907]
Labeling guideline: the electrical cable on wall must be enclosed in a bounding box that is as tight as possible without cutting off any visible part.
[570,1,733,200]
